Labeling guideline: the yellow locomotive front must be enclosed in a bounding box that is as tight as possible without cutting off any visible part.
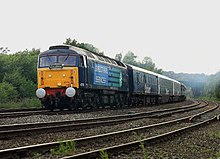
[36,45,80,110]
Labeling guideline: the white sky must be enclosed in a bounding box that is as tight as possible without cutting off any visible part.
[0,0,220,75]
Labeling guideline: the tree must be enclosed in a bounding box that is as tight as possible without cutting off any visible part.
[140,56,156,71]
[0,47,10,54]
[3,71,36,98]
[121,51,162,74]
[122,51,138,66]
[0,48,39,100]
[64,38,78,46]
[115,53,122,61]
[64,38,103,55]
[0,82,18,103]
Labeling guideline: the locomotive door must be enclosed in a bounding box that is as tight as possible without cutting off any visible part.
[78,55,88,88]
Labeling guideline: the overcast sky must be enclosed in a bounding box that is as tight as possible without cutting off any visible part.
[0,0,219,75]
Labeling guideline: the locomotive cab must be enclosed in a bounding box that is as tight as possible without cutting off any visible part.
[36,45,86,110]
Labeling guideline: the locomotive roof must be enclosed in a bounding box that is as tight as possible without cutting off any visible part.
[40,45,126,68]
[40,45,77,55]
[40,45,181,85]
[128,64,181,84]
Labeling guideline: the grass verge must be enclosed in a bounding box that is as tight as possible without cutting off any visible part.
[0,98,41,109]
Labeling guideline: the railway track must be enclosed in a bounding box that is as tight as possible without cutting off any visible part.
[0,109,48,119]
[64,114,220,159]
[0,100,197,119]
[0,101,218,158]
[0,107,44,113]
[0,100,204,139]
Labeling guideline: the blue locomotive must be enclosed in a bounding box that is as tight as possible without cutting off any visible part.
[36,45,186,110]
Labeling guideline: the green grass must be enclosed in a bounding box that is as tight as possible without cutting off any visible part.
[50,140,76,157]
[209,149,220,159]
[197,96,220,102]
[209,132,220,139]
[100,149,109,159]
[140,141,149,159]
[0,98,41,109]
[32,152,42,158]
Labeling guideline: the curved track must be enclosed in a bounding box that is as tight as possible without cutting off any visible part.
[0,101,204,138]
[0,101,218,158]
[0,100,197,118]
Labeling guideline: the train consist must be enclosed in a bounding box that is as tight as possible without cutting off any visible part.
[36,45,186,110]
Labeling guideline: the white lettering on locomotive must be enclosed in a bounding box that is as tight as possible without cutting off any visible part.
[95,76,107,84]
[95,65,108,74]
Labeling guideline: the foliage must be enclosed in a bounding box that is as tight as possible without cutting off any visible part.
[0,49,39,105]
[0,82,18,103]
[3,71,36,98]
[208,149,220,159]
[50,140,76,156]
[163,71,208,98]
[100,149,109,159]
[64,38,104,55]
[184,87,194,98]
[139,141,149,159]
[202,71,220,100]
[0,98,41,109]
[115,52,122,61]
[32,152,42,159]
[121,51,163,74]
[0,47,10,54]
[122,51,138,66]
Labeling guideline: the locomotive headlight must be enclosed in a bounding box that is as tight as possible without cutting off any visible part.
[36,88,46,98]
[66,87,76,97]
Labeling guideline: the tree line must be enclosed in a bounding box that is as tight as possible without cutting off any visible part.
[0,38,219,104]
[0,38,163,104]
[0,49,39,103]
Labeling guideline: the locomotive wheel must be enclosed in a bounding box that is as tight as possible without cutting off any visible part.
[49,104,54,111]
[90,94,99,109]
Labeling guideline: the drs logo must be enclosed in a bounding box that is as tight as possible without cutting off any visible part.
[94,63,109,86]
[93,63,122,87]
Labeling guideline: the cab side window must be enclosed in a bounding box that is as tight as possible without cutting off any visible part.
[79,56,84,67]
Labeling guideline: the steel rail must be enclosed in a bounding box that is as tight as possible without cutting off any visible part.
[0,100,199,119]
[0,110,49,119]
[0,102,216,159]
[0,100,201,130]
[0,107,45,113]
[189,102,219,122]
[62,114,220,159]
[0,101,204,138]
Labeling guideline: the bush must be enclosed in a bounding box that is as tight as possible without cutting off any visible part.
[3,71,37,98]
[0,82,18,103]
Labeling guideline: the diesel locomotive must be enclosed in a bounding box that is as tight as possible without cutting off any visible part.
[36,45,186,110]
